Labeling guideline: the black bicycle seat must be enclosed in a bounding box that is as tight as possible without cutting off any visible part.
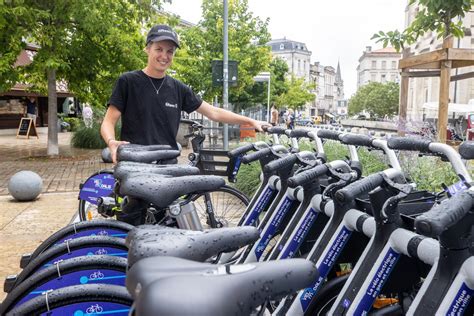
[120,174,225,208]
[116,147,180,163]
[114,162,199,181]
[127,226,259,267]
[125,225,176,247]
[133,258,317,316]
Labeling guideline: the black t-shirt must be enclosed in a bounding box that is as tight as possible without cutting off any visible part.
[108,70,202,148]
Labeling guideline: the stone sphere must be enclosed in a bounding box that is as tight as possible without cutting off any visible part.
[101,147,113,163]
[8,171,43,201]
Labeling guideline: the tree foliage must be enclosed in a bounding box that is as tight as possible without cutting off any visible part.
[171,0,272,110]
[348,82,399,119]
[275,76,315,110]
[372,0,474,51]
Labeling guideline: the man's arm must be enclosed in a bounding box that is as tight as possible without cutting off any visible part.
[196,101,269,131]
[101,105,129,163]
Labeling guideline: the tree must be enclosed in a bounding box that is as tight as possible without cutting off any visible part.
[372,0,474,51]
[348,82,399,119]
[275,76,315,110]
[171,0,272,110]
[0,0,166,155]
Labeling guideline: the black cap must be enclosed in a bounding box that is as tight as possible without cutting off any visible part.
[146,24,180,48]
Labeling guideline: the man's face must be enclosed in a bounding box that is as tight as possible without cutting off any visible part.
[146,40,176,74]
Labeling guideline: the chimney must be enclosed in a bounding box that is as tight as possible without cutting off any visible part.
[366,46,372,52]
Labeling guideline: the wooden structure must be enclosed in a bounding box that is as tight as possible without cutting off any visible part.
[16,117,39,139]
[398,36,474,142]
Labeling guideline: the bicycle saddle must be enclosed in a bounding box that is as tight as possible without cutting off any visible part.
[125,225,175,247]
[133,258,317,316]
[127,226,259,267]
[117,147,180,163]
[114,162,199,181]
[119,174,225,208]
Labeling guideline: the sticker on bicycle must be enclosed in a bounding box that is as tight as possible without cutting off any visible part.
[445,282,474,315]
[280,207,319,259]
[243,186,275,226]
[42,247,128,268]
[254,197,294,260]
[445,180,469,197]
[299,226,352,311]
[38,301,130,316]
[353,247,400,315]
[79,173,115,205]
[54,229,128,245]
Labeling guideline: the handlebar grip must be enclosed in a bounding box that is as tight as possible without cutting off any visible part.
[387,136,431,153]
[415,190,474,238]
[241,148,271,164]
[335,172,384,204]
[264,154,297,173]
[340,134,373,147]
[289,129,311,139]
[287,164,329,188]
[267,126,287,135]
[228,143,255,158]
[317,129,341,141]
[458,141,474,160]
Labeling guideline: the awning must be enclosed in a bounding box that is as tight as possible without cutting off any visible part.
[324,113,334,118]
[422,102,474,118]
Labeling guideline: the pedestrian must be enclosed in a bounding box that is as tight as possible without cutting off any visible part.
[100,24,270,225]
[24,96,37,125]
[286,109,295,130]
[101,24,268,163]
[270,104,279,126]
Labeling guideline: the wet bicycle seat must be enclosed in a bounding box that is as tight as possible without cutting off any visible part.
[133,258,317,316]
[119,174,225,208]
[127,226,260,267]
[114,162,199,181]
[125,225,176,247]
[117,147,181,163]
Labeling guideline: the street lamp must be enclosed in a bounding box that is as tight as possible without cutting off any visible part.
[253,72,271,122]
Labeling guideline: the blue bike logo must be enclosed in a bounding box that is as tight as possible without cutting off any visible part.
[86,303,103,314]
[89,271,104,280]
[93,179,112,190]
[95,248,108,255]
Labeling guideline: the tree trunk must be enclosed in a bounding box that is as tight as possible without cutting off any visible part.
[47,68,59,156]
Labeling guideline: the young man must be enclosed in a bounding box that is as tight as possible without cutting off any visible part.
[101,24,268,163]
[24,97,37,124]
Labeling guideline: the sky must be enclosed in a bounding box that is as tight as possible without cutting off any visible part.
[163,0,407,97]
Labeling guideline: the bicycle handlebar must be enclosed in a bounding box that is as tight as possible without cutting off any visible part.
[241,148,271,164]
[340,134,373,147]
[317,129,341,141]
[264,154,298,173]
[289,129,311,139]
[387,136,431,153]
[267,126,287,135]
[287,164,329,188]
[415,190,474,238]
[335,172,385,204]
[228,143,255,158]
[458,141,474,160]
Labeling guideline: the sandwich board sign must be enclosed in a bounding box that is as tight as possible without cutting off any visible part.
[16,118,38,139]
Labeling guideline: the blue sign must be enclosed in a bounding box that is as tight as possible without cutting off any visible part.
[353,247,400,315]
[446,282,474,315]
[254,197,294,260]
[299,226,352,311]
[243,186,275,226]
[79,173,115,205]
[280,208,319,259]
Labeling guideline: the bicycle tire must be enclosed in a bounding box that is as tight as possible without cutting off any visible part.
[191,185,250,229]
[6,284,132,316]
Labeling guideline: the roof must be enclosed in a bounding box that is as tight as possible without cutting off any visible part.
[268,38,310,52]
[372,47,398,53]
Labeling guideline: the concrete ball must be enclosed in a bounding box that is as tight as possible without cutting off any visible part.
[8,171,43,201]
[101,147,113,163]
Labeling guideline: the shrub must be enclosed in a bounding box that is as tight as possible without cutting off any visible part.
[63,117,81,131]
[72,122,106,149]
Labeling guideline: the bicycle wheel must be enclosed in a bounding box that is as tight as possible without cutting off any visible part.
[191,185,249,229]
[78,170,116,221]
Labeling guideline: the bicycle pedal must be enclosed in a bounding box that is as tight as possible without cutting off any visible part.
[4,275,17,293]
[20,253,32,269]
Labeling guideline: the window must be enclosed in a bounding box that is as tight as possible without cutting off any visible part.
[280,43,284,50]
[391,74,397,82]
[381,74,386,83]
[298,59,301,71]
[392,61,397,69]
[371,60,377,69]
[382,61,386,69]
[371,73,376,82]
[303,60,306,72]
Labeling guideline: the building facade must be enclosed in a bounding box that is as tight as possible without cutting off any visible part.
[309,61,346,116]
[403,4,474,121]
[268,38,312,82]
[356,46,402,89]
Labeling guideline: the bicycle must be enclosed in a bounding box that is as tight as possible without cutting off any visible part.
[77,120,250,229]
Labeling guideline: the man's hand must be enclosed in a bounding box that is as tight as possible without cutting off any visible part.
[109,140,130,164]
[249,120,272,132]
